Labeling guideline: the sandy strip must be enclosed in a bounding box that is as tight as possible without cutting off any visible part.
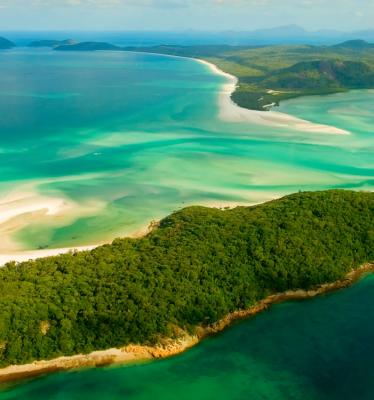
[126,50,348,134]
[0,199,64,225]
[0,227,153,266]
[195,58,350,135]
[0,222,154,267]
[0,335,200,384]
[0,179,111,264]
[0,200,101,265]
[0,263,372,384]
[0,246,97,266]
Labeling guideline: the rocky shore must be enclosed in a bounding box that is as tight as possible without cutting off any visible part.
[0,262,372,385]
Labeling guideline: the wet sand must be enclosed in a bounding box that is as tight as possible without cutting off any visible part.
[195,58,350,135]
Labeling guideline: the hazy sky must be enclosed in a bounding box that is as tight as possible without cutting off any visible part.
[0,0,373,31]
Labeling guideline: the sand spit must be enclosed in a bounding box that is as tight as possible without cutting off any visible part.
[0,246,97,266]
[0,184,106,263]
[195,58,350,135]
[0,263,372,384]
[125,50,349,134]
[0,222,155,267]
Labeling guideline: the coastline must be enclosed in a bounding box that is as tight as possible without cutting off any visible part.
[194,58,350,135]
[0,223,154,267]
[0,202,249,267]
[1,262,372,385]
[0,52,353,266]
[123,50,349,134]
[0,245,97,266]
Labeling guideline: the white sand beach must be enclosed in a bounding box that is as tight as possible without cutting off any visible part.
[196,58,350,135]
[0,183,106,266]
[0,225,154,266]
[0,53,352,267]
[0,246,97,266]
[0,193,68,226]
[0,185,152,266]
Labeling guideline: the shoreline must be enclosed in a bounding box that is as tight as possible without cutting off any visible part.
[0,52,352,266]
[0,181,108,264]
[194,58,350,135]
[0,223,154,267]
[120,50,349,134]
[1,262,372,385]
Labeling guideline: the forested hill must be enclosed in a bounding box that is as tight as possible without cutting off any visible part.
[55,42,123,51]
[28,39,75,48]
[121,41,374,110]
[333,39,374,49]
[27,37,374,110]
[261,60,374,89]
[0,37,15,49]
[0,190,372,368]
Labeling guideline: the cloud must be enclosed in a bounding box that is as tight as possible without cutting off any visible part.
[0,0,372,31]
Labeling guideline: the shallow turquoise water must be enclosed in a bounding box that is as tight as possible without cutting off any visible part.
[0,49,373,250]
[1,274,373,399]
[0,48,373,398]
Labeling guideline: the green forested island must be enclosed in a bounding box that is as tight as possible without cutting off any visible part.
[0,190,372,368]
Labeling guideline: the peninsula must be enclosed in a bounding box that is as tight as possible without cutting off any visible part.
[46,38,374,110]
[54,41,123,51]
[123,40,374,110]
[0,190,372,381]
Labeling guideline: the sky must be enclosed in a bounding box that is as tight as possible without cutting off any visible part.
[0,0,373,31]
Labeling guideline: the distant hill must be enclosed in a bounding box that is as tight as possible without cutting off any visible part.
[247,24,308,39]
[28,36,374,111]
[116,41,374,110]
[242,25,374,45]
[0,37,15,49]
[213,25,374,45]
[262,60,374,89]
[55,42,123,51]
[28,39,76,48]
[333,39,374,49]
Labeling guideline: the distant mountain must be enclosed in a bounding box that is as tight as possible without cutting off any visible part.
[240,25,374,45]
[54,41,122,51]
[333,39,374,49]
[28,39,76,48]
[212,25,374,45]
[247,24,308,38]
[0,37,15,49]
[4,26,374,47]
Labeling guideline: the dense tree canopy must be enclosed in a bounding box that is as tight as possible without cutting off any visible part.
[0,190,372,367]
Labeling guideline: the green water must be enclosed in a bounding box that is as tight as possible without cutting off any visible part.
[1,274,373,399]
[0,49,373,398]
[0,49,373,251]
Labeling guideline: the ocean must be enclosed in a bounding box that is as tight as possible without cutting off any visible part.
[0,44,373,399]
[0,48,372,255]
